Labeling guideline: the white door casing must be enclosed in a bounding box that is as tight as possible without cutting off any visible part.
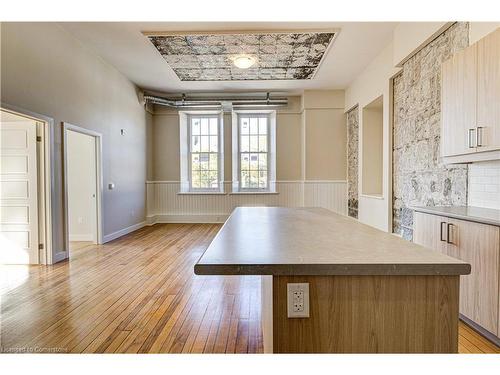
[63,122,103,256]
[0,120,39,264]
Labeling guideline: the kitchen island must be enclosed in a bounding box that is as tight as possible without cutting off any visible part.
[194,207,471,353]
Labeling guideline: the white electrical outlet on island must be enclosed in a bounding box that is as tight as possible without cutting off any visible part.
[287,282,309,318]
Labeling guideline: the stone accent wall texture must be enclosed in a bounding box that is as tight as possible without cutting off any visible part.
[392,22,470,240]
[347,106,359,218]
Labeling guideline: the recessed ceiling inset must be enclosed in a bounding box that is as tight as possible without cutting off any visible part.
[145,31,336,81]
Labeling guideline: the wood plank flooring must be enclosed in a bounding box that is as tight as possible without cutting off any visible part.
[0,224,498,354]
[458,321,500,353]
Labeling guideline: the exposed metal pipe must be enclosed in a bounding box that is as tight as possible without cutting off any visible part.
[143,92,288,109]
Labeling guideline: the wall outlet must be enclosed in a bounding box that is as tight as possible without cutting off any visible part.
[287,283,309,318]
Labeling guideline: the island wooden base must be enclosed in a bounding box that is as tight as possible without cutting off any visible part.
[262,275,460,353]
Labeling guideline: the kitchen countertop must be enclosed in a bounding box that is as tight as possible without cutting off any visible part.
[194,207,470,276]
[412,206,500,227]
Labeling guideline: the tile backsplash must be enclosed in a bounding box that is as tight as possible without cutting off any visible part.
[468,160,500,210]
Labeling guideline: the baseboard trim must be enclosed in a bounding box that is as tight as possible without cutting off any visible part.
[103,221,146,243]
[69,234,93,242]
[460,314,500,347]
[147,214,228,224]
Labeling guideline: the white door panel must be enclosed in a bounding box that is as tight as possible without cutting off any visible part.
[0,120,39,264]
[0,156,28,174]
[0,129,28,149]
[0,206,29,224]
[1,180,29,199]
[2,230,30,248]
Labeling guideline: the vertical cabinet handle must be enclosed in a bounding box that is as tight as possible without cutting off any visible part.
[440,222,447,242]
[446,223,454,244]
[476,126,484,147]
[468,128,476,148]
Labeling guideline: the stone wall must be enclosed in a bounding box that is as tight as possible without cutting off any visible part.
[392,22,470,240]
[347,106,359,218]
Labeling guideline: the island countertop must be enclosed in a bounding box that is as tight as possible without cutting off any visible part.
[194,207,471,276]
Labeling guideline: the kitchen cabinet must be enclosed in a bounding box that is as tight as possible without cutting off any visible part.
[413,212,449,255]
[441,43,477,158]
[477,28,500,152]
[441,28,500,163]
[414,211,500,337]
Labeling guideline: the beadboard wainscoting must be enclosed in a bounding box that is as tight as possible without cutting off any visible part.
[146,181,348,224]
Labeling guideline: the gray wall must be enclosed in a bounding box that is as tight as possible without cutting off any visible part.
[392,22,469,240]
[1,23,149,252]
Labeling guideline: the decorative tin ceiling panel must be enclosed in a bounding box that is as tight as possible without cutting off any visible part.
[147,32,335,81]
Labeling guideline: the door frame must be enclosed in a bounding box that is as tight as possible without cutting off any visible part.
[0,103,54,265]
[62,122,103,253]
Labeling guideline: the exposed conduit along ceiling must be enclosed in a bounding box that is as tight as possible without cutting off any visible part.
[144,30,337,81]
[142,92,288,110]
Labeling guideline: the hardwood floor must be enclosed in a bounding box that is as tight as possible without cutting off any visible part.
[458,322,500,353]
[1,224,498,354]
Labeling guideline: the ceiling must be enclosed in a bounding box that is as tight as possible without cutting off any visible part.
[61,22,397,94]
[146,31,336,81]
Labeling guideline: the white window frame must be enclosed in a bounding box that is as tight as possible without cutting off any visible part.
[232,110,276,193]
[179,111,224,193]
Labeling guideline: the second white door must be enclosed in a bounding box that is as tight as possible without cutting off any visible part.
[66,130,98,244]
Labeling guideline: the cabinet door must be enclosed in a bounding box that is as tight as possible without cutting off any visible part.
[441,44,477,157]
[477,28,500,152]
[413,212,448,255]
[446,218,499,335]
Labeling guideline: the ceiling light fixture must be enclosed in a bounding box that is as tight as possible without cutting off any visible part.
[233,55,256,69]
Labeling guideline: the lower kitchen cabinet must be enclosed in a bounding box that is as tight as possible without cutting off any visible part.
[414,212,500,337]
[413,213,449,255]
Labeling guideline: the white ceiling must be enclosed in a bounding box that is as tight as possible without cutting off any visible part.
[61,22,397,94]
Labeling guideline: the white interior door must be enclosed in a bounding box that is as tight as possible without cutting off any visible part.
[66,130,98,244]
[0,118,39,264]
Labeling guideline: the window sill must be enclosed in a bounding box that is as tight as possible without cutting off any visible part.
[360,194,384,200]
[177,191,227,195]
[229,191,279,195]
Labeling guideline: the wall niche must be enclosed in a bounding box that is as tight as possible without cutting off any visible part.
[362,96,383,198]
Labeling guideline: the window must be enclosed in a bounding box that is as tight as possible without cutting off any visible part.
[232,111,276,192]
[239,115,269,189]
[189,115,220,190]
[179,111,224,193]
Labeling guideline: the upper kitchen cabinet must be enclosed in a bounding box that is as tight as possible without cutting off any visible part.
[441,43,477,158]
[477,28,500,153]
[441,28,500,163]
